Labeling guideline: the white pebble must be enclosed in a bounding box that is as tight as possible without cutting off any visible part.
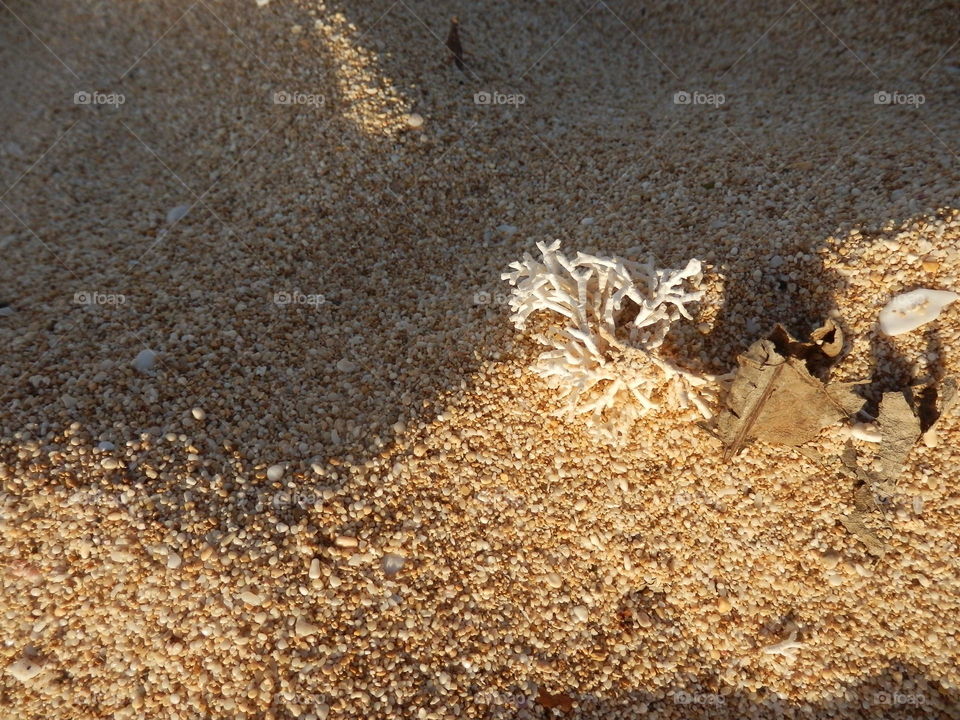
[405,113,424,129]
[191,407,206,421]
[101,457,120,470]
[166,553,182,570]
[295,616,319,637]
[166,205,190,224]
[266,464,285,481]
[132,349,157,372]
[572,605,589,622]
[240,591,264,606]
[5,657,46,684]
[336,358,358,372]
[309,558,321,579]
[850,422,882,443]
[382,553,405,577]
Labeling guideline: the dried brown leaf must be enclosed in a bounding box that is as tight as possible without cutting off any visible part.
[839,512,887,557]
[717,338,846,459]
[876,391,921,485]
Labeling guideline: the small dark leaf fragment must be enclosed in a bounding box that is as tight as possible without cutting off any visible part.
[446,17,464,70]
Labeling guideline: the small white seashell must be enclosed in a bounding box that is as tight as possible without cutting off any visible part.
[878,288,959,336]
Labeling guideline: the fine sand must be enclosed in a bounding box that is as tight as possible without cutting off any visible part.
[1,1,959,718]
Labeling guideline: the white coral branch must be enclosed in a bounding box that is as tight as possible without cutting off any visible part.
[761,630,805,661]
[502,240,711,443]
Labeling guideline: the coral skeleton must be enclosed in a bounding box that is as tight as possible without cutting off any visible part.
[761,630,805,661]
[502,240,713,443]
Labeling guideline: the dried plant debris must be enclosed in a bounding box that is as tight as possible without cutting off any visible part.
[768,318,844,378]
[446,17,464,70]
[839,511,888,558]
[920,375,958,447]
[715,320,856,460]
[838,388,928,557]
[536,688,574,713]
[838,458,888,559]
[876,390,922,483]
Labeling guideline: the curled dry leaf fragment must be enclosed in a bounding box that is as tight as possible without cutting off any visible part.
[768,318,844,378]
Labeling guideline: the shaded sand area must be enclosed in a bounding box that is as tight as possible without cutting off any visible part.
[1,1,959,717]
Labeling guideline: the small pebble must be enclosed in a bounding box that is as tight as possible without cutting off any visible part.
[166,553,182,570]
[101,457,120,470]
[382,553,405,577]
[336,358,357,372]
[240,591,264,606]
[191,407,206,421]
[822,550,841,570]
[405,113,424,129]
[334,535,358,548]
[5,657,46,684]
[309,558,321,579]
[166,205,189,224]
[266,464,285,481]
[132,349,157,373]
[571,606,589,622]
[295,616,319,637]
[545,572,563,589]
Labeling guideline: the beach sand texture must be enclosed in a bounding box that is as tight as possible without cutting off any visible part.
[1,1,959,717]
